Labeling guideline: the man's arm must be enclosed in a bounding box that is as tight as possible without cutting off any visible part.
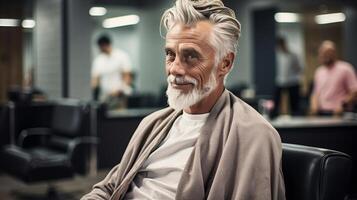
[342,65,357,111]
[119,50,133,95]
[309,93,319,115]
[311,90,343,115]
[107,71,133,97]
[91,76,99,89]
[310,69,321,115]
[120,71,133,96]
[343,90,357,111]
[346,91,357,104]
[91,76,100,101]
[81,164,120,200]
[122,71,133,86]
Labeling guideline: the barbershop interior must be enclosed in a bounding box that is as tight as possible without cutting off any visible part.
[1,0,357,199]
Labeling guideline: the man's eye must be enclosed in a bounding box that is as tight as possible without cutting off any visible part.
[185,54,198,63]
[165,51,175,61]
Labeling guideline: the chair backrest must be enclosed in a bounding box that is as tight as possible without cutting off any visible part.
[282,143,352,200]
[47,100,90,154]
[51,100,89,138]
[49,100,91,174]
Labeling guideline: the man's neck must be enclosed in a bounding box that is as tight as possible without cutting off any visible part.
[325,60,337,68]
[104,47,113,55]
[184,85,225,114]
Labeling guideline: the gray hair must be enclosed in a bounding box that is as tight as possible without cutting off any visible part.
[161,0,241,68]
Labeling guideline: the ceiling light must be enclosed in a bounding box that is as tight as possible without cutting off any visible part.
[0,18,19,27]
[274,12,300,23]
[22,19,36,28]
[89,7,107,16]
[315,12,346,24]
[103,15,140,28]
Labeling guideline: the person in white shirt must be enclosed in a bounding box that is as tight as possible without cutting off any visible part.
[91,35,133,106]
[273,37,303,116]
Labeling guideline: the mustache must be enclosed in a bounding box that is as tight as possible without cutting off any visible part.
[167,75,197,85]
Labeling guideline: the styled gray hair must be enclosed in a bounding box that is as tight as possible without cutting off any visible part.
[161,0,241,67]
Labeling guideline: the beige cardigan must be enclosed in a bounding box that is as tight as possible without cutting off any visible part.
[82,90,286,200]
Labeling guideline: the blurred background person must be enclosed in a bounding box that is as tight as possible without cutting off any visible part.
[91,35,133,109]
[310,40,357,116]
[273,37,303,117]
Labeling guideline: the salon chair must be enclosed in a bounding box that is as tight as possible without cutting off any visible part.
[0,100,98,199]
[282,143,352,200]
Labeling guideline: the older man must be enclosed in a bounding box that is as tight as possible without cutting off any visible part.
[310,40,357,115]
[82,0,285,199]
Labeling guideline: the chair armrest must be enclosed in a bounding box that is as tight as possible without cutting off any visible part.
[67,136,99,159]
[17,128,52,147]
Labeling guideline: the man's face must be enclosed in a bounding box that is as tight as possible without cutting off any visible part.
[318,45,337,66]
[99,44,111,54]
[164,21,218,110]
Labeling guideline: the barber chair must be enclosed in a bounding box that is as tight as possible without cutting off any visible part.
[0,100,98,199]
[282,143,352,200]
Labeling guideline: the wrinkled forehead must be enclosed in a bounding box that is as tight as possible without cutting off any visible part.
[165,21,215,50]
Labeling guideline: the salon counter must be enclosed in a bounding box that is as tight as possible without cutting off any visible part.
[271,115,357,129]
[106,107,160,119]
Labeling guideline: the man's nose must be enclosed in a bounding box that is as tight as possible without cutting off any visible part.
[169,57,185,76]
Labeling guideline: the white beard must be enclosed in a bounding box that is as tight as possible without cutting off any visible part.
[166,72,217,110]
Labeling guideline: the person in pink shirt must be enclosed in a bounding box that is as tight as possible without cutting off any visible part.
[310,40,357,115]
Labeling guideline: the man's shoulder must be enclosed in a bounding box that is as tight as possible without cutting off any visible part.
[92,54,106,71]
[229,95,280,142]
[93,54,105,64]
[337,60,355,72]
[315,65,326,74]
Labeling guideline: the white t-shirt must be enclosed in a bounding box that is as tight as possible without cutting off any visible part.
[124,111,209,200]
[275,50,302,87]
[91,49,132,100]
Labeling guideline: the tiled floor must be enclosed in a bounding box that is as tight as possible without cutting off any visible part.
[0,170,108,200]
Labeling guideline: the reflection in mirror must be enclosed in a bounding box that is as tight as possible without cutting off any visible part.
[272,1,356,115]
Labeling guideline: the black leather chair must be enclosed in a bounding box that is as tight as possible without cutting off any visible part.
[282,143,352,200]
[0,100,98,198]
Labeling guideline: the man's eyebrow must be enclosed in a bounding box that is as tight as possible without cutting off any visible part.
[164,47,174,53]
[180,47,202,56]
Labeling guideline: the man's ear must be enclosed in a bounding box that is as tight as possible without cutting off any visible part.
[217,52,235,77]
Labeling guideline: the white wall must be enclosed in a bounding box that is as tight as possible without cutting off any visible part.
[35,0,93,100]
[136,4,170,95]
[67,0,93,100]
[34,0,62,99]
[225,1,252,88]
